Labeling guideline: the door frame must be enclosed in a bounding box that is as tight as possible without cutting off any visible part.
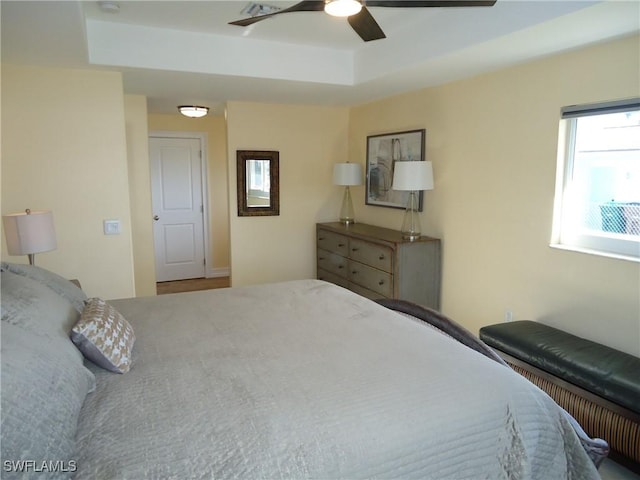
[149,130,212,279]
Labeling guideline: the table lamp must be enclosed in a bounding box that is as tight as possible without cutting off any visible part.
[392,161,434,241]
[333,163,363,225]
[2,209,57,265]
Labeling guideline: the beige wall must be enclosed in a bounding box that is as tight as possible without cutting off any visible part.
[226,101,349,286]
[350,35,640,355]
[147,113,230,276]
[1,65,135,299]
[2,37,637,355]
[124,94,156,296]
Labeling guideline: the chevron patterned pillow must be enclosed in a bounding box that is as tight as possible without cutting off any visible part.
[71,298,135,373]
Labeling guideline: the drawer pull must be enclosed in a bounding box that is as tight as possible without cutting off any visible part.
[338,243,345,247]
[318,257,325,261]
[352,270,358,275]
[351,247,359,252]
[378,280,385,286]
[379,254,385,260]
[338,265,344,269]
[318,237,325,241]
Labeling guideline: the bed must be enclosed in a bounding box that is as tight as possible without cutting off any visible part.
[1,262,607,479]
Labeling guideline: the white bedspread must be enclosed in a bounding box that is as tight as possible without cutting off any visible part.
[74,280,599,479]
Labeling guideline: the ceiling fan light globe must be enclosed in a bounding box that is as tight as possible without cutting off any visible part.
[325,0,362,17]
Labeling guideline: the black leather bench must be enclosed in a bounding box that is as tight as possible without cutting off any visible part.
[480,320,640,472]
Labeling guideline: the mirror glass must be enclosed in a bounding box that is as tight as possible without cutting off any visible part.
[237,150,279,216]
[246,160,271,207]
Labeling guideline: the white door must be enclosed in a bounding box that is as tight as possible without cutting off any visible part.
[150,137,206,282]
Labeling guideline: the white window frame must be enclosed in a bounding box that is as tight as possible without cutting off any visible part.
[551,98,640,262]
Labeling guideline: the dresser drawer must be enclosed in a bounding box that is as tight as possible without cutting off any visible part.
[349,238,393,273]
[317,249,348,278]
[317,268,349,289]
[348,282,387,301]
[348,261,393,297]
[317,229,349,256]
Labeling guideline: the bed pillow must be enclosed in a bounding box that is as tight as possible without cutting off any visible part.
[1,269,82,339]
[1,269,96,476]
[71,298,136,374]
[1,322,95,478]
[1,261,87,314]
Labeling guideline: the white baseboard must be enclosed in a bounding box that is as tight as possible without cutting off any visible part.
[207,267,230,278]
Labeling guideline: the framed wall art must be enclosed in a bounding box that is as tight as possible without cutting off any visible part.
[365,129,426,209]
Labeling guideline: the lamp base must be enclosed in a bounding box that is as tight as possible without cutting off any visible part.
[401,232,420,242]
[400,191,421,241]
[339,186,356,225]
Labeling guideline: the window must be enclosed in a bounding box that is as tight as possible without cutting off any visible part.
[552,98,640,260]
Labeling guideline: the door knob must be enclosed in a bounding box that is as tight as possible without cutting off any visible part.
[153,215,160,221]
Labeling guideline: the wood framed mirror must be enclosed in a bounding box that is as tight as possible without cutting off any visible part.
[236,150,280,217]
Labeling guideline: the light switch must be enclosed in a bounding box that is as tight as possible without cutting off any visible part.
[103,219,121,235]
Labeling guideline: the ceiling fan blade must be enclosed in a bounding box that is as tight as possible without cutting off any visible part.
[348,6,386,42]
[364,1,496,7]
[229,1,325,27]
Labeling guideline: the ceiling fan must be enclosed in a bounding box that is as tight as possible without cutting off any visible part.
[229,0,497,42]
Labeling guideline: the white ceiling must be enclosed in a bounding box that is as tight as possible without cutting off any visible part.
[2,1,638,115]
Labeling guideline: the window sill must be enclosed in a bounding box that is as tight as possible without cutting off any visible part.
[549,243,640,263]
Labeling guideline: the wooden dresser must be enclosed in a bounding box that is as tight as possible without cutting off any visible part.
[316,222,441,310]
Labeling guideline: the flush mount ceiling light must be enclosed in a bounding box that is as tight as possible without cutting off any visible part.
[324,0,362,17]
[178,106,209,118]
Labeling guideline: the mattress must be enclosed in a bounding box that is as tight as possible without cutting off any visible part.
[74,280,599,479]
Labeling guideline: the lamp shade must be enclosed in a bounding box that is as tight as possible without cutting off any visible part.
[333,163,363,186]
[2,210,57,256]
[392,161,434,191]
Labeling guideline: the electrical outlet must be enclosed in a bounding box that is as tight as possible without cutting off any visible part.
[504,310,513,322]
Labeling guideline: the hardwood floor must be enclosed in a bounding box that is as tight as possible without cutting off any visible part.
[156,277,230,295]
